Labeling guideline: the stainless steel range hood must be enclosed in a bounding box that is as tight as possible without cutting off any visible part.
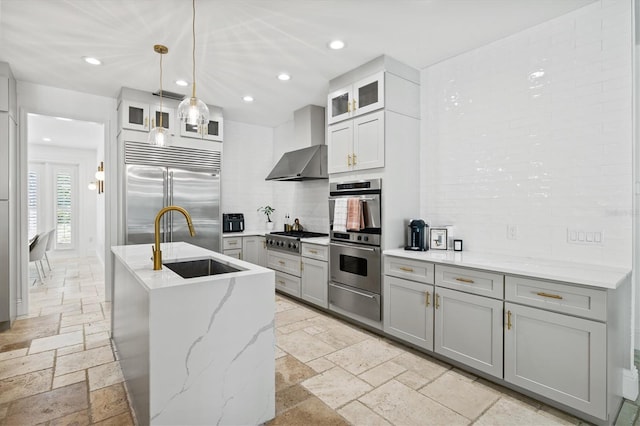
[266,105,327,181]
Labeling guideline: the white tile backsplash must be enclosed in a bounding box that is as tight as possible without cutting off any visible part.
[420,0,633,268]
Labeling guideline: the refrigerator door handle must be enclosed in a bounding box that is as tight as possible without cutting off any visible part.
[169,170,174,242]
[164,169,169,243]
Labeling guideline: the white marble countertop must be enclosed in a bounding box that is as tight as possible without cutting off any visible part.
[111,242,271,291]
[222,230,269,237]
[300,237,329,246]
[383,249,630,290]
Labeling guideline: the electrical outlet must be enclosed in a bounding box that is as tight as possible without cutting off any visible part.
[507,225,518,240]
[567,228,603,245]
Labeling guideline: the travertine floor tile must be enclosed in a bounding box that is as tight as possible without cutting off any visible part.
[276,307,320,327]
[92,411,135,425]
[314,322,370,349]
[302,366,372,409]
[275,346,287,359]
[276,383,313,415]
[420,370,500,419]
[359,379,468,426]
[89,382,129,423]
[276,355,317,392]
[392,368,429,390]
[276,330,336,363]
[338,400,391,426]
[0,350,55,380]
[85,331,111,349]
[307,357,335,373]
[392,351,451,381]
[537,404,582,425]
[0,368,53,404]
[0,348,28,361]
[55,345,114,376]
[53,370,86,389]
[325,338,402,375]
[60,311,104,328]
[3,381,88,425]
[475,397,567,425]
[57,343,86,357]
[88,361,124,391]
[267,396,349,426]
[48,409,91,426]
[29,330,84,354]
[358,360,406,387]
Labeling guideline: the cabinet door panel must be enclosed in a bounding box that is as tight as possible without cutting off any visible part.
[0,114,8,200]
[434,287,503,378]
[276,271,301,297]
[301,257,328,308]
[353,110,384,171]
[327,121,353,174]
[121,100,149,131]
[354,71,385,117]
[223,248,242,259]
[243,236,266,267]
[504,302,606,418]
[327,85,352,124]
[384,276,433,350]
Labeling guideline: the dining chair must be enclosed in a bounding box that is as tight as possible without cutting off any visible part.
[29,232,49,284]
[43,228,56,272]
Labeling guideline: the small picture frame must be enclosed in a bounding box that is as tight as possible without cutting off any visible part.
[454,239,463,252]
[430,228,448,250]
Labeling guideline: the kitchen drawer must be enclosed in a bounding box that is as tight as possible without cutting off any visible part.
[223,249,242,260]
[301,243,328,261]
[223,237,242,250]
[384,255,434,284]
[267,251,301,277]
[435,265,504,299]
[505,276,606,321]
[275,271,301,298]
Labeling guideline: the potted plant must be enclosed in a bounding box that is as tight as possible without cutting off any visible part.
[258,205,275,230]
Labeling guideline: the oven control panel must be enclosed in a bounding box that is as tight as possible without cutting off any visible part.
[330,231,380,246]
[266,236,300,254]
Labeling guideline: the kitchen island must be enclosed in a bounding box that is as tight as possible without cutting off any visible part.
[111,242,275,425]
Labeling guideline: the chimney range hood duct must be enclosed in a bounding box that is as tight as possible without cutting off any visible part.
[266,105,327,181]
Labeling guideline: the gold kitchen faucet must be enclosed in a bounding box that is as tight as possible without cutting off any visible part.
[153,206,196,270]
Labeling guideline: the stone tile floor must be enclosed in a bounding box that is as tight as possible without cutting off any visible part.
[1,254,636,425]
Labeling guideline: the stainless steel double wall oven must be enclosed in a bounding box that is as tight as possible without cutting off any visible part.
[328,179,382,323]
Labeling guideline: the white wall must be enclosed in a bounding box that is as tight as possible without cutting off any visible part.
[421,0,633,268]
[29,144,98,256]
[221,119,276,230]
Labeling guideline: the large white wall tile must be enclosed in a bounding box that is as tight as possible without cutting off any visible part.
[420,0,633,267]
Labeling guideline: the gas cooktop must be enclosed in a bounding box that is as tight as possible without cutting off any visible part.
[267,231,328,254]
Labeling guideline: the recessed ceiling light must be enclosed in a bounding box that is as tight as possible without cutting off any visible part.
[277,73,291,81]
[82,56,102,65]
[242,95,254,103]
[328,40,345,50]
[56,117,72,122]
[43,137,51,142]
[175,79,189,87]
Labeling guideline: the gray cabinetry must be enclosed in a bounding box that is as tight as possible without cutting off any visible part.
[434,286,503,378]
[243,236,266,267]
[301,243,328,308]
[384,275,434,350]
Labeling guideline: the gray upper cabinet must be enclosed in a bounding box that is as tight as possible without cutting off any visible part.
[504,302,606,419]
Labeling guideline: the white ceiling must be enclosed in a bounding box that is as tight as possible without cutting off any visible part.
[28,113,103,150]
[2,0,595,128]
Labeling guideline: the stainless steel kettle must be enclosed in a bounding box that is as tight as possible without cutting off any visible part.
[292,218,303,231]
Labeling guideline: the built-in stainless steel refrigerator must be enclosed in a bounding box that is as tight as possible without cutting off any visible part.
[124,141,221,252]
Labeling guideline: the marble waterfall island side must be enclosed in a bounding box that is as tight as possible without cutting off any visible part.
[111,242,275,425]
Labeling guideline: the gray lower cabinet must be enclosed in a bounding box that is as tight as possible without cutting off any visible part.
[504,302,606,419]
[383,276,434,350]
[242,236,266,267]
[301,257,328,308]
[434,286,503,378]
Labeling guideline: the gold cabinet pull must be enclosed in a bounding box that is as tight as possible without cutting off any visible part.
[278,280,285,285]
[399,266,414,273]
[425,291,430,307]
[347,98,351,113]
[144,117,148,128]
[278,260,285,265]
[536,292,563,300]
[300,261,304,271]
[352,99,357,111]
[228,241,237,245]
[352,153,357,165]
[455,277,474,283]
[151,117,155,128]
[435,293,440,309]
[309,249,318,254]
[347,154,352,166]
[507,310,512,330]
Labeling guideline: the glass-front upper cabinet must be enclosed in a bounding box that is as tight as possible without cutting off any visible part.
[120,100,150,132]
[327,71,385,125]
[179,111,223,142]
[150,104,175,134]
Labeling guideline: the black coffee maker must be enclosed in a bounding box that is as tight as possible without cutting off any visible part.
[405,219,428,251]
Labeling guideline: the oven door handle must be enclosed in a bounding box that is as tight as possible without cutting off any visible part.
[329,196,377,202]
[330,242,378,252]
[330,283,378,300]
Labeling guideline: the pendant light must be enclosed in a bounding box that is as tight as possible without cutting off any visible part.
[177,0,210,128]
[148,44,172,146]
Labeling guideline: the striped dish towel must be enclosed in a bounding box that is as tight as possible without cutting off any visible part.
[333,198,348,232]
[346,198,365,231]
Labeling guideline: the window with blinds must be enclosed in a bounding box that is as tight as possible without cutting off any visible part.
[56,171,72,245]
[28,171,38,240]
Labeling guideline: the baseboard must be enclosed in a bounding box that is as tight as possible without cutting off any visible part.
[623,366,639,400]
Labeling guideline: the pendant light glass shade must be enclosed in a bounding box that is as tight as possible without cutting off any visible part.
[149,44,172,146]
[178,0,209,127]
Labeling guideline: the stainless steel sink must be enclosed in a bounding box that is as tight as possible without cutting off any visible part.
[163,258,242,279]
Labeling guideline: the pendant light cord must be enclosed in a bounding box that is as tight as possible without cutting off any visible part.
[191,0,196,99]
[159,51,164,128]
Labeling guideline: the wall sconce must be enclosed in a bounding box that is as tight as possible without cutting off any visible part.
[94,161,104,194]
